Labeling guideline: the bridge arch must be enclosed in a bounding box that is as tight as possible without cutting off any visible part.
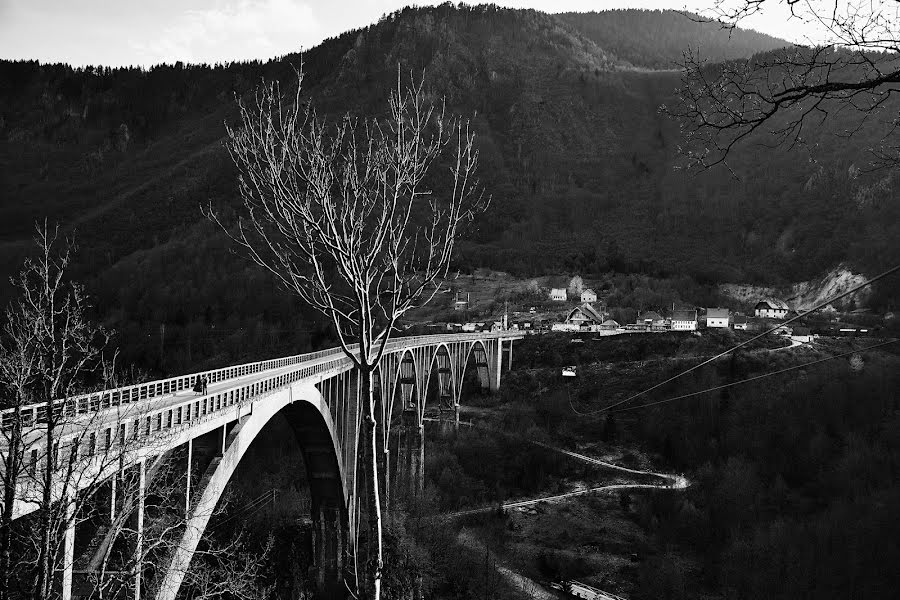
[391,347,424,417]
[423,343,456,415]
[460,339,493,398]
[155,380,347,600]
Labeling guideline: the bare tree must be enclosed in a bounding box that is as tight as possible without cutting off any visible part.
[0,225,114,599]
[213,68,485,599]
[1,227,273,600]
[673,1,900,170]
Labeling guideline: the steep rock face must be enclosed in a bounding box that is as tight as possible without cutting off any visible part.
[720,265,873,311]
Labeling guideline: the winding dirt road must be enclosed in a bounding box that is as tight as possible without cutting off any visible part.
[430,420,689,519]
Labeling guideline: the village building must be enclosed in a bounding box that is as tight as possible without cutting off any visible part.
[637,311,666,329]
[755,297,790,319]
[453,292,470,311]
[565,580,627,600]
[550,288,568,302]
[580,288,598,303]
[706,307,730,328]
[565,303,606,329]
[732,314,749,330]
[670,309,698,331]
[601,319,620,330]
[792,326,814,342]
[771,324,793,336]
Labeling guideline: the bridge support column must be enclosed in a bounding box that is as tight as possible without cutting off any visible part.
[312,505,345,599]
[185,438,193,518]
[110,469,117,521]
[414,420,424,496]
[436,351,457,431]
[134,459,146,600]
[490,340,502,393]
[474,346,491,394]
[397,412,425,498]
[218,424,227,456]
[61,495,75,600]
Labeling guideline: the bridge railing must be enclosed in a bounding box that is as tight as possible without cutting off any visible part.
[0,331,520,431]
[3,331,522,497]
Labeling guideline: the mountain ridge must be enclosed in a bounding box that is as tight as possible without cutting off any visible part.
[0,4,897,372]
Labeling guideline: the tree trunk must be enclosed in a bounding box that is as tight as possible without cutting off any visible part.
[36,397,55,600]
[0,406,22,600]
[360,367,382,600]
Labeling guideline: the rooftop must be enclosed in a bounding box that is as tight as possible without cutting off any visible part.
[671,309,697,321]
[757,297,790,310]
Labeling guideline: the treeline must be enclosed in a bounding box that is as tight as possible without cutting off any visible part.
[558,9,788,69]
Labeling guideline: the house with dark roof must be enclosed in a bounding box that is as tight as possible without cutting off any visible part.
[706,307,730,328]
[671,309,698,331]
[638,311,666,329]
[732,314,749,330]
[792,326,814,342]
[755,298,790,319]
[566,303,606,329]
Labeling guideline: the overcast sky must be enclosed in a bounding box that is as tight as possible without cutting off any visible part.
[0,0,831,68]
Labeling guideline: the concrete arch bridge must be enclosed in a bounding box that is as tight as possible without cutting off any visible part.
[0,331,520,600]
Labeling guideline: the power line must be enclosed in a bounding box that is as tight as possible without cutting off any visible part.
[571,263,900,415]
[214,489,275,528]
[606,339,898,413]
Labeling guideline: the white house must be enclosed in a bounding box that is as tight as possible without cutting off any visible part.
[550,288,568,302]
[755,298,789,319]
[580,289,597,303]
[706,307,730,328]
[670,309,698,331]
[792,326,814,342]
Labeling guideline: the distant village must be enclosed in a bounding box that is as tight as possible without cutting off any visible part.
[430,279,848,341]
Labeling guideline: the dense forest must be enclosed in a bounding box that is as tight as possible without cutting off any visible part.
[493,333,900,599]
[1,4,899,376]
[557,9,787,69]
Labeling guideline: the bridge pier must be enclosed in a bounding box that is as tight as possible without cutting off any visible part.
[184,439,192,519]
[473,345,491,393]
[397,412,425,498]
[312,505,346,598]
[134,459,146,600]
[61,494,75,600]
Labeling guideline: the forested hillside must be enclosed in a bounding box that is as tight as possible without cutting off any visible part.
[558,9,787,69]
[1,5,898,375]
